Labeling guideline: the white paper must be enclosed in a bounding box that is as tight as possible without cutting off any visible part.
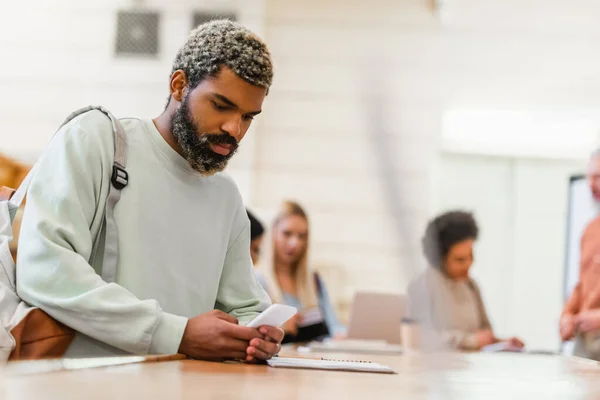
[267,357,395,374]
[481,342,524,353]
[307,339,404,355]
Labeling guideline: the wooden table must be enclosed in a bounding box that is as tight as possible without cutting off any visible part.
[2,351,600,399]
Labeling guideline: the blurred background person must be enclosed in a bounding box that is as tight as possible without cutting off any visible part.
[258,200,346,342]
[247,208,265,266]
[560,150,600,360]
[408,210,524,351]
[247,208,271,302]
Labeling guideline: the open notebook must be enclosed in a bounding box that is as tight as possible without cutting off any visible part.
[267,356,395,374]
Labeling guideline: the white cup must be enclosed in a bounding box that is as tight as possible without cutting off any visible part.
[401,319,421,350]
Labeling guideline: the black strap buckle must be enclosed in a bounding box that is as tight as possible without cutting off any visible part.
[111,165,128,190]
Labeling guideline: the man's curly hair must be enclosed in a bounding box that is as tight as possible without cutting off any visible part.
[421,210,479,269]
[171,19,273,91]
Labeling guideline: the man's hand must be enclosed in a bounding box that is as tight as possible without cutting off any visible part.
[475,329,496,349]
[575,309,600,333]
[178,310,262,361]
[245,325,285,363]
[560,313,577,340]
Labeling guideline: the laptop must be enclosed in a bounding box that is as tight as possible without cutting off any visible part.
[346,291,406,344]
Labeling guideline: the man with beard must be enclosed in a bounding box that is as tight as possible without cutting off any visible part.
[16,20,283,361]
[561,149,600,360]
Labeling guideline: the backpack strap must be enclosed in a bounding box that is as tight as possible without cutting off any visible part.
[11,105,128,283]
[69,107,129,283]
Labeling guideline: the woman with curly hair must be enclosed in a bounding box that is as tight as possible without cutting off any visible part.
[408,210,524,351]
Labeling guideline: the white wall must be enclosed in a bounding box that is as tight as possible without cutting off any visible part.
[442,110,600,159]
[511,159,584,350]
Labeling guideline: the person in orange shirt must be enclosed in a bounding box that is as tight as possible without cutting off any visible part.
[560,151,600,359]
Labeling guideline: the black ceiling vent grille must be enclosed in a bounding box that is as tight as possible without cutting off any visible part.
[115,10,161,57]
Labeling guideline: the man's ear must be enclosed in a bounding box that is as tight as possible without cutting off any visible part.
[170,70,188,102]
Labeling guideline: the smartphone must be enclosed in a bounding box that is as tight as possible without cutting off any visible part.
[246,304,298,328]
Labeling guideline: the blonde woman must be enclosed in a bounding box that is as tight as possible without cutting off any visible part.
[258,201,345,342]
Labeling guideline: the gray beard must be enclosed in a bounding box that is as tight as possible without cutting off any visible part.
[171,96,238,175]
